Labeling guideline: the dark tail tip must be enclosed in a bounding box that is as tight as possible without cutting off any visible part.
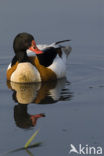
[55,40,71,45]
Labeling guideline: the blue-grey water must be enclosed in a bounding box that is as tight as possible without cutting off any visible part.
[0,0,104,156]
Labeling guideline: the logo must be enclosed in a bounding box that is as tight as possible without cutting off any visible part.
[69,144,103,155]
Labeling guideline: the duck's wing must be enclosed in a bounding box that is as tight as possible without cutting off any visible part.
[38,40,72,57]
[37,40,71,50]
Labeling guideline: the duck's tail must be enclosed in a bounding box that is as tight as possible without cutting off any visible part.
[53,39,72,57]
[55,39,71,45]
[61,46,72,56]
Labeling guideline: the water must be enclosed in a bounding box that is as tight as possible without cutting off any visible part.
[0,0,104,156]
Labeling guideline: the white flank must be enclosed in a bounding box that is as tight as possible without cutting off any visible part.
[48,55,66,79]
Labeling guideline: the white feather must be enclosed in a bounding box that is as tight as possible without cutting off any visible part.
[48,55,66,79]
[7,63,11,70]
[37,43,58,50]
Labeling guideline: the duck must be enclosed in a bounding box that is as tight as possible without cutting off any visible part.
[7,32,72,83]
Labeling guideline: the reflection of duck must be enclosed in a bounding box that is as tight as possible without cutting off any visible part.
[7,32,72,83]
[14,104,45,129]
[7,79,72,129]
[7,79,72,105]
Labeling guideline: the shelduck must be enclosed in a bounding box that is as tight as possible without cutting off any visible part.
[7,32,71,83]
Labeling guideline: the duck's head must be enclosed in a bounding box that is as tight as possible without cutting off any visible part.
[13,32,34,53]
[13,32,43,62]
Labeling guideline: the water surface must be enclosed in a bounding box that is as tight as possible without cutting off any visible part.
[0,0,104,156]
